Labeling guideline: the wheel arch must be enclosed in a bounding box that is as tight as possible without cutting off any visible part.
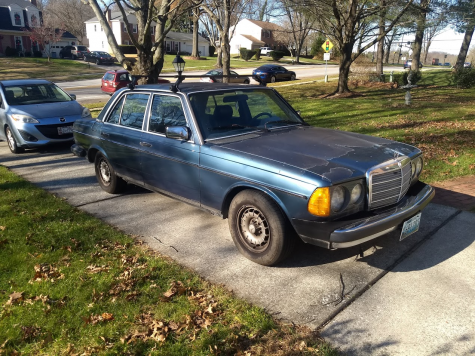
[221,183,292,222]
[86,144,108,163]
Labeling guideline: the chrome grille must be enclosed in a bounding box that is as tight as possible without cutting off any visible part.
[368,156,412,209]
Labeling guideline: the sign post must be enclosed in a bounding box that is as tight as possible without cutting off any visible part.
[321,39,334,83]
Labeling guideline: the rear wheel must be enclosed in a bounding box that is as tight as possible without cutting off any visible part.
[244,79,250,84]
[96,59,101,65]
[94,153,126,194]
[270,75,276,83]
[83,56,87,61]
[5,126,24,154]
[228,190,295,266]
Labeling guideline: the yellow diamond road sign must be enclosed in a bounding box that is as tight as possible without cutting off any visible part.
[322,39,334,53]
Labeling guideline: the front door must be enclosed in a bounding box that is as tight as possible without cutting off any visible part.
[140,94,200,202]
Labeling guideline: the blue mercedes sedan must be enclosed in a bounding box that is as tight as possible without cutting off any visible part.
[0,79,91,153]
[71,83,434,266]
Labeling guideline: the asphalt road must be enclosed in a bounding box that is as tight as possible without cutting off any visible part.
[58,64,341,104]
[0,141,457,330]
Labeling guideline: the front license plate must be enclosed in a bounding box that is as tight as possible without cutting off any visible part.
[400,212,422,241]
[58,126,73,135]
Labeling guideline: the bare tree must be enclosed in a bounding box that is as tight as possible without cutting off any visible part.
[200,0,249,82]
[191,7,201,57]
[200,11,222,66]
[411,0,431,71]
[302,0,415,94]
[275,0,315,63]
[26,14,65,62]
[82,0,199,83]
[43,0,95,44]
[450,0,475,68]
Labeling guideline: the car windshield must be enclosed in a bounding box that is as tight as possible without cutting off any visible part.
[77,46,88,51]
[4,83,72,105]
[189,89,303,140]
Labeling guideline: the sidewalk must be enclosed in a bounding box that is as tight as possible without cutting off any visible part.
[431,175,475,211]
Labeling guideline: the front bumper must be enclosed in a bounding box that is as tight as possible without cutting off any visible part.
[292,182,435,249]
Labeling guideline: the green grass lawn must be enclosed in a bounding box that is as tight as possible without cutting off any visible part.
[0,167,337,355]
[0,57,106,81]
[275,70,475,184]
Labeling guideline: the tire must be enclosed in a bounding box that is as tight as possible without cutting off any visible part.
[5,126,24,154]
[270,76,276,83]
[244,79,250,84]
[94,153,126,194]
[60,53,64,59]
[73,55,77,60]
[96,59,101,65]
[290,74,296,80]
[83,56,87,62]
[228,190,295,266]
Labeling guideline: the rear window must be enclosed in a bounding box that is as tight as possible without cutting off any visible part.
[77,46,88,51]
[103,72,115,81]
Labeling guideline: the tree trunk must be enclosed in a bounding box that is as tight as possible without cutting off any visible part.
[216,46,223,68]
[376,0,386,75]
[455,25,475,69]
[423,39,431,64]
[259,0,268,21]
[222,33,231,83]
[412,0,430,72]
[152,41,165,80]
[191,8,200,57]
[336,45,353,93]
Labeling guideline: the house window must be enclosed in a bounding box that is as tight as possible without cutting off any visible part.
[94,24,97,32]
[133,24,137,33]
[102,41,104,48]
[174,42,179,52]
[124,40,130,45]
[151,26,155,35]
[123,23,127,32]
[166,42,170,52]
[15,37,23,51]
[30,14,38,26]
[13,12,22,26]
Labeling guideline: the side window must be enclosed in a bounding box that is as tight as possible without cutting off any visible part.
[118,73,129,81]
[149,95,186,134]
[230,71,238,75]
[104,96,124,124]
[120,94,149,129]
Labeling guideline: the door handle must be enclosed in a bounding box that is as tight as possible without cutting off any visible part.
[100,131,109,137]
[140,142,152,147]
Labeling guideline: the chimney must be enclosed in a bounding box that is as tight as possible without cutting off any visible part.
[30,0,37,7]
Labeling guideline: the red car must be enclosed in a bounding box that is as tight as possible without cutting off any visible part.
[101,70,171,95]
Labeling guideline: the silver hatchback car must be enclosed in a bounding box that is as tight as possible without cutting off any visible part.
[0,79,91,153]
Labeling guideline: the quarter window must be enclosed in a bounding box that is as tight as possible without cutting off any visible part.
[120,94,149,129]
[105,97,124,124]
[149,95,186,134]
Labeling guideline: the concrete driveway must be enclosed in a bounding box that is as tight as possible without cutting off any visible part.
[1,142,473,354]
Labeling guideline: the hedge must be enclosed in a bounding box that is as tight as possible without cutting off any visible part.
[269,50,285,61]
[239,48,257,61]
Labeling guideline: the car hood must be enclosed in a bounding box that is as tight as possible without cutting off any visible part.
[213,126,419,183]
[9,101,83,119]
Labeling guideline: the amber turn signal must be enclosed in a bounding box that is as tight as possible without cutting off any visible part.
[308,187,331,217]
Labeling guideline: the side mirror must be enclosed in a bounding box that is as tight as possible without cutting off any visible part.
[166,126,190,141]
[69,93,77,100]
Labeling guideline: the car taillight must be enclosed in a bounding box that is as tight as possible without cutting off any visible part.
[112,82,117,87]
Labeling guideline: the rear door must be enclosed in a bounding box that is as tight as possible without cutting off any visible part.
[140,93,200,202]
[230,70,241,83]
[99,93,150,184]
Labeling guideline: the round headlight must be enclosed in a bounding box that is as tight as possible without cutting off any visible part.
[415,157,423,176]
[331,186,346,212]
[350,184,363,204]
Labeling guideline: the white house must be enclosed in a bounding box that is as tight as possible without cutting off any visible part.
[85,10,210,56]
[229,19,286,54]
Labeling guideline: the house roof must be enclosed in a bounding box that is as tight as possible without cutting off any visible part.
[166,31,208,43]
[240,34,264,45]
[246,19,283,31]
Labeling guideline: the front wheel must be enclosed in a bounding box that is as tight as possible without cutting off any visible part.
[94,153,126,194]
[5,126,24,154]
[270,76,276,83]
[244,79,250,84]
[290,74,296,80]
[228,190,295,266]
[96,59,101,65]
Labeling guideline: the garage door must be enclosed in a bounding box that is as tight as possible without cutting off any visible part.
[199,46,206,56]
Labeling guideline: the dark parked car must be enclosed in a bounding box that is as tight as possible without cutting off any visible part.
[59,45,89,59]
[0,79,91,153]
[84,51,116,65]
[403,59,423,69]
[200,68,250,84]
[252,64,296,83]
[71,83,434,266]
[101,70,170,95]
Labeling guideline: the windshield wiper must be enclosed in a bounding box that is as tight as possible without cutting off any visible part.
[209,124,268,132]
[264,120,301,130]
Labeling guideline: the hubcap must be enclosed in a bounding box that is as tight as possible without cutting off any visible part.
[99,160,111,185]
[6,128,15,150]
[271,77,276,83]
[238,206,270,251]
